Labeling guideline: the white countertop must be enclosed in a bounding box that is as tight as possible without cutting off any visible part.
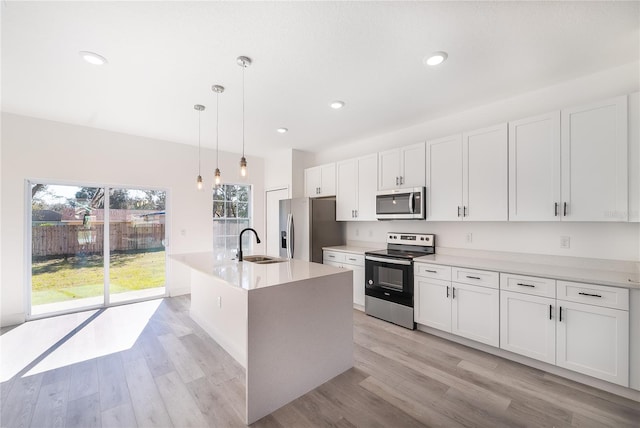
[322,244,383,254]
[171,252,348,290]
[414,254,640,290]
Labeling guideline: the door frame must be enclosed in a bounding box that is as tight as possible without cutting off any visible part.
[264,186,289,257]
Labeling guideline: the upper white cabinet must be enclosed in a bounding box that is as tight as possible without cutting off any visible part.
[561,96,628,221]
[336,154,377,221]
[304,163,336,198]
[426,124,508,221]
[629,92,639,222]
[509,112,561,221]
[509,95,628,222]
[378,142,425,190]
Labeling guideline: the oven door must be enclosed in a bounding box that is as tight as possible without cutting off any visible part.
[365,255,413,307]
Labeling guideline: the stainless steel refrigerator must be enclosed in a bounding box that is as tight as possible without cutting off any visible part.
[279,198,345,263]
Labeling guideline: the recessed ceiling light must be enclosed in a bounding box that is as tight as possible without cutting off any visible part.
[424,51,448,67]
[330,101,345,109]
[277,128,288,134]
[79,51,108,66]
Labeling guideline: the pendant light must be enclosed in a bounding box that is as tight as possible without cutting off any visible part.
[237,56,251,177]
[212,85,225,187]
[194,104,206,190]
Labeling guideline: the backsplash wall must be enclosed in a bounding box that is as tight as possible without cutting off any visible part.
[346,221,639,262]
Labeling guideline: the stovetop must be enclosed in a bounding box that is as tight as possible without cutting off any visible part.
[365,233,435,260]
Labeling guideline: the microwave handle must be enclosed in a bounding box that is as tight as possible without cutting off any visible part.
[409,192,415,213]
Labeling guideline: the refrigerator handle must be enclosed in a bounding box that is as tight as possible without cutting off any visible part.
[289,214,295,259]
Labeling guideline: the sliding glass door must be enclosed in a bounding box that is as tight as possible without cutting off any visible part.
[108,188,166,304]
[29,182,166,317]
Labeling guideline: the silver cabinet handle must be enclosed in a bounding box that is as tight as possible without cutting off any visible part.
[578,292,602,298]
[554,202,559,217]
[559,306,563,322]
[549,304,552,320]
[348,257,356,262]
[563,202,568,216]
[464,206,468,217]
[466,275,481,280]
[425,269,437,273]
[458,206,461,217]
[446,286,449,298]
[400,176,404,185]
[355,210,358,218]
[395,177,399,186]
[452,287,456,299]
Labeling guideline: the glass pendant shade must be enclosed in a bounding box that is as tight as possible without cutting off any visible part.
[214,168,221,186]
[240,156,247,177]
[197,175,203,190]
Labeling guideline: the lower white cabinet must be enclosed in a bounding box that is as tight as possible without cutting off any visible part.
[500,290,556,364]
[556,300,629,386]
[323,250,365,309]
[415,266,499,347]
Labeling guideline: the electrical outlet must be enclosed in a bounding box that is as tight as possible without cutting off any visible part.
[560,236,570,249]
[217,296,222,308]
[368,229,373,237]
[180,229,186,236]
[466,233,473,243]
[355,228,360,237]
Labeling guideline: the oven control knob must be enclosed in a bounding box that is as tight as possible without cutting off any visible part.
[368,280,373,285]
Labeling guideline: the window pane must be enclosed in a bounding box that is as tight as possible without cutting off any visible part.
[213,184,252,254]
[213,201,225,218]
[237,203,248,218]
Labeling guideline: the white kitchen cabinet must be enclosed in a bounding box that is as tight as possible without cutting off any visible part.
[556,300,629,386]
[508,112,561,221]
[414,277,451,331]
[426,123,507,221]
[451,282,500,347]
[415,264,499,347]
[500,290,556,364]
[336,154,377,221]
[323,250,365,309]
[378,142,425,190]
[304,163,336,198]
[561,95,628,221]
[629,91,639,222]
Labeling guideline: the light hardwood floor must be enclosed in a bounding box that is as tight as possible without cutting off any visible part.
[1,295,639,427]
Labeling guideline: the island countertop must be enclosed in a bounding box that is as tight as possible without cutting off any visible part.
[171,251,347,290]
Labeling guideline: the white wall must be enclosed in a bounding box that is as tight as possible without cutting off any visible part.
[0,113,265,326]
[313,61,640,262]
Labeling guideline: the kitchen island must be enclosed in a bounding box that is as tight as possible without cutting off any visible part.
[171,252,353,425]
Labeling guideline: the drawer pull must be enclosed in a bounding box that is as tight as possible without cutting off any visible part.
[348,258,356,261]
[578,292,602,298]
[446,286,449,298]
[549,304,552,320]
[425,269,438,273]
[466,276,481,280]
[517,283,535,288]
[328,255,335,258]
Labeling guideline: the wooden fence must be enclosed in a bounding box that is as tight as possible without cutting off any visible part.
[32,223,165,257]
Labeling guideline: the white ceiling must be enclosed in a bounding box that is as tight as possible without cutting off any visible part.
[2,1,639,157]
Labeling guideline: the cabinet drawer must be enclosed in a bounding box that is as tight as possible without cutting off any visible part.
[343,253,364,266]
[557,281,629,310]
[323,251,345,263]
[500,273,556,298]
[415,263,452,281]
[452,267,499,289]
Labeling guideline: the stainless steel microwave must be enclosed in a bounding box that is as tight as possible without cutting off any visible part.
[376,187,425,220]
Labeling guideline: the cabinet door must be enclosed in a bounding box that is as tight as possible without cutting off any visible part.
[556,300,629,386]
[304,166,321,198]
[426,135,463,221]
[319,163,336,197]
[561,96,628,221]
[509,112,561,221]
[336,159,357,221]
[414,277,451,332]
[451,282,499,347]
[351,265,365,308]
[378,149,401,190]
[401,142,426,188]
[463,123,508,221]
[500,291,556,364]
[356,154,378,221]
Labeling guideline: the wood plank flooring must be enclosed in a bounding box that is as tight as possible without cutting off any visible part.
[1,295,639,427]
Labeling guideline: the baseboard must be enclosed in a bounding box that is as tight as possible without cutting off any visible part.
[169,286,190,297]
[1,312,25,328]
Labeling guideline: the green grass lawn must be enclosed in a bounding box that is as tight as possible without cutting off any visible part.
[31,251,165,305]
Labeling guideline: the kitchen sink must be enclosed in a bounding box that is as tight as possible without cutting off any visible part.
[243,255,287,264]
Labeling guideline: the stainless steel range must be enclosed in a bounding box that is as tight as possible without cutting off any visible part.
[364,233,435,329]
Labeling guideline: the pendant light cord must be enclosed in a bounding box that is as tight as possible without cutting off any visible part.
[216,92,219,168]
[198,109,202,175]
[242,63,245,158]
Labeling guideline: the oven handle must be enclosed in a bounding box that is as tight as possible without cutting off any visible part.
[365,255,412,266]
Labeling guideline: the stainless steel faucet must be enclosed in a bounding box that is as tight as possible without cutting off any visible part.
[238,228,261,262]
